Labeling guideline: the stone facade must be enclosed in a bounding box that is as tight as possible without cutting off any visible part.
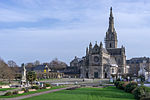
[127,57,150,76]
[71,7,128,79]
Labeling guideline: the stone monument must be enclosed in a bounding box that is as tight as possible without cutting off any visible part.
[21,63,27,86]
[138,60,148,81]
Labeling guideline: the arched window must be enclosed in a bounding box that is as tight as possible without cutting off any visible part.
[118,69,121,73]
[112,68,114,73]
[110,43,112,48]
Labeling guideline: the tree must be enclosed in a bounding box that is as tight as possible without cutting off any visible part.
[0,58,7,79]
[34,60,40,66]
[7,60,20,80]
[27,71,37,85]
[6,67,14,83]
[25,63,34,71]
[7,60,18,67]
[49,58,67,71]
[25,63,34,68]
[0,58,15,83]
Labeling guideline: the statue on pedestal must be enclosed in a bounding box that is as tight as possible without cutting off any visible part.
[138,60,147,82]
[21,63,27,86]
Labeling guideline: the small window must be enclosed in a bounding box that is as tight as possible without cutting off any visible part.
[118,59,121,64]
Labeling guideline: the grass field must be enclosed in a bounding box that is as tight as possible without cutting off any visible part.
[0,88,17,91]
[23,86,135,100]
[0,86,65,98]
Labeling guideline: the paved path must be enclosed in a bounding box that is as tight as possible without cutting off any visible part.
[2,86,77,100]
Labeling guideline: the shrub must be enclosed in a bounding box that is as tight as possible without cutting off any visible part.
[23,88,29,93]
[66,87,80,90]
[31,86,39,90]
[116,78,121,81]
[133,86,146,100]
[117,81,125,90]
[114,81,119,87]
[39,87,43,89]
[43,86,47,89]
[125,82,138,93]
[21,88,25,91]
[131,87,137,94]
[4,92,12,96]
[141,97,150,100]
[122,82,129,89]
[44,83,51,87]
[12,91,18,95]
[133,86,150,100]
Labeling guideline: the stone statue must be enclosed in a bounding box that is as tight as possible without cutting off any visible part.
[21,63,26,86]
[138,60,147,81]
[138,62,146,76]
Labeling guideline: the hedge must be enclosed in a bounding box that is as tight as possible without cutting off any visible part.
[114,81,150,100]
[133,86,150,100]
[125,82,137,93]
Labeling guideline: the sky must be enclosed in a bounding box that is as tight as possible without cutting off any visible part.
[0,0,150,66]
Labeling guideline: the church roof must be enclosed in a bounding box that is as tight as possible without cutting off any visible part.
[71,57,83,63]
[107,48,122,55]
[109,57,118,67]
[102,48,108,54]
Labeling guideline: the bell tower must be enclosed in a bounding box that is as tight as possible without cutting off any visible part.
[105,7,118,49]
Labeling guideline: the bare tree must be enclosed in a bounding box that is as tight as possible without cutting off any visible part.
[49,58,67,71]
[25,63,34,68]
[0,58,14,83]
[7,60,18,67]
[34,60,40,66]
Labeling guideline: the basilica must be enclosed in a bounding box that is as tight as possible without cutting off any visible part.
[70,7,128,79]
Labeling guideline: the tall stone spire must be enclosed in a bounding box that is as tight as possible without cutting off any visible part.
[100,42,103,49]
[86,47,89,55]
[89,42,92,49]
[105,7,118,49]
[89,42,92,54]
[109,7,114,32]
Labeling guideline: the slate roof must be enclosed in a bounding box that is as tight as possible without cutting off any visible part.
[109,57,118,67]
[33,65,48,71]
[107,48,122,55]
[102,48,108,54]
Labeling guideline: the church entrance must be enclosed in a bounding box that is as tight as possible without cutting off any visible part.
[104,73,107,78]
[94,72,98,78]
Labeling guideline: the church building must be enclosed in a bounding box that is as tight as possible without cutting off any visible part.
[72,7,128,79]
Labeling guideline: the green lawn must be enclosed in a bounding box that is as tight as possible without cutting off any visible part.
[0,88,17,91]
[0,81,8,85]
[23,86,135,100]
[0,86,65,98]
[39,78,61,81]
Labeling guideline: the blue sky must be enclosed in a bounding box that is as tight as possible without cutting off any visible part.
[0,0,150,66]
